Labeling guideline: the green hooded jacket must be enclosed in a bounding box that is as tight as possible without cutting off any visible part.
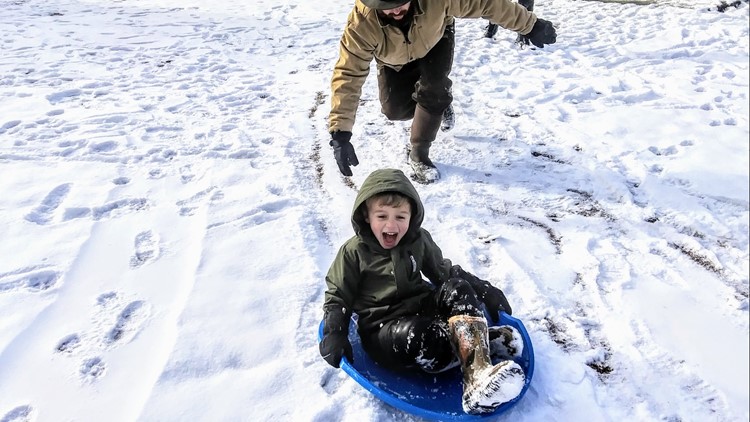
[324,169,452,332]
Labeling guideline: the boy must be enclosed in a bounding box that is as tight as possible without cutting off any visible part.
[319,168,525,414]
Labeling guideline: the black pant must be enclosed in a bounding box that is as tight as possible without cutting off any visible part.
[360,278,483,373]
[377,23,455,120]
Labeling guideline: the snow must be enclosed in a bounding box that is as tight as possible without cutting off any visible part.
[0,0,747,420]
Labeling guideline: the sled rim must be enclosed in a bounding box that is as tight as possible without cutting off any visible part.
[318,312,534,421]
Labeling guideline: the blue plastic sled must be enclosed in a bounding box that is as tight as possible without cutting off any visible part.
[317,312,534,421]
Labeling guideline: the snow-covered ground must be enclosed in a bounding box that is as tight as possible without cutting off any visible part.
[0,0,747,420]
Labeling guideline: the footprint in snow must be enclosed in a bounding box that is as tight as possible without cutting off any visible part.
[176,186,222,216]
[53,293,151,384]
[24,183,72,225]
[96,291,119,307]
[148,168,165,179]
[25,271,62,291]
[648,139,694,158]
[206,198,292,230]
[130,230,160,268]
[0,269,62,294]
[53,295,120,359]
[0,120,22,135]
[79,357,107,382]
[61,197,150,222]
[105,300,151,346]
[179,164,195,184]
[0,405,35,422]
[55,333,82,355]
[45,88,82,105]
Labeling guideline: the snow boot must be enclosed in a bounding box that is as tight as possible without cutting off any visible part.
[488,325,524,360]
[449,315,526,414]
[441,104,455,132]
[484,23,499,39]
[409,105,442,184]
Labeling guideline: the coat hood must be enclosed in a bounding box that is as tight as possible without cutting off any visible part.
[351,169,424,240]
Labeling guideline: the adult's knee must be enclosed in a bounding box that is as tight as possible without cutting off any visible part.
[381,102,415,121]
[413,79,453,115]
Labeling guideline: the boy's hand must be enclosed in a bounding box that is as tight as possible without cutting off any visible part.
[450,265,512,322]
[482,286,512,322]
[319,332,353,368]
[319,304,354,367]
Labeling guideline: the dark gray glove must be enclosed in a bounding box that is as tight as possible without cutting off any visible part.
[319,304,353,368]
[329,131,359,176]
[525,18,556,48]
[450,265,512,323]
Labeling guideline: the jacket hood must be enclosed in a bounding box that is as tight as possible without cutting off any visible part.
[351,169,424,239]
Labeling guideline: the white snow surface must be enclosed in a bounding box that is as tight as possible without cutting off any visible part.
[0,0,748,420]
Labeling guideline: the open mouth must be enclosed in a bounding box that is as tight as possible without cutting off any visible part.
[383,232,398,245]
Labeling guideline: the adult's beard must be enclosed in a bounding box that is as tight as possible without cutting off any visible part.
[378,4,414,25]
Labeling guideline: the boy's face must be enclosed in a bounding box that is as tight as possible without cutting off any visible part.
[365,199,411,249]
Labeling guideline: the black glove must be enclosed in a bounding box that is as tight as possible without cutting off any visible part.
[319,304,353,368]
[450,265,512,323]
[525,18,556,48]
[329,131,359,176]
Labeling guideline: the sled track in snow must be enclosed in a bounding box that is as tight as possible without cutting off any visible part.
[478,196,735,419]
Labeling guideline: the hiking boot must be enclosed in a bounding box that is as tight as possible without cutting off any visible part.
[441,104,455,132]
[409,105,443,184]
[409,145,440,184]
[484,23,499,38]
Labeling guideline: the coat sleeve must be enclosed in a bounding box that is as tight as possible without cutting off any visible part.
[446,0,537,35]
[419,229,453,287]
[323,241,361,312]
[328,10,378,133]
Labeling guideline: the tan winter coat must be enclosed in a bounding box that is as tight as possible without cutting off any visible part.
[329,0,537,133]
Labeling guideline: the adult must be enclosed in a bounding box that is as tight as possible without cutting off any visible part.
[328,0,557,183]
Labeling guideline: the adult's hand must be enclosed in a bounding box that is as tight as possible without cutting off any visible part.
[526,18,556,48]
[330,131,359,176]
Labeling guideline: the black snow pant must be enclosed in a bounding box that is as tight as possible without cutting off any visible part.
[360,278,484,373]
[377,22,455,120]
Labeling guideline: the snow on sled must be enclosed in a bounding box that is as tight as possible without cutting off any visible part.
[317,312,534,421]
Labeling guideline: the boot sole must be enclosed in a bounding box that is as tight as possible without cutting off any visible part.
[489,325,524,359]
[409,160,440,184]
[462,361,525,414]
